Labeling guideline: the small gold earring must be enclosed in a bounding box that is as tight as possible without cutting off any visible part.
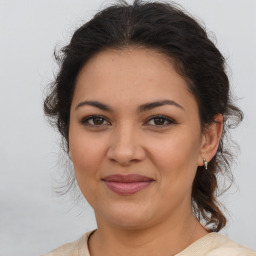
[203,158,208,170]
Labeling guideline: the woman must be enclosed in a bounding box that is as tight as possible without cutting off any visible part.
[42,0,255,255]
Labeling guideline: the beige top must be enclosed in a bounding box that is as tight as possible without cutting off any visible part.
[42,230,256,256]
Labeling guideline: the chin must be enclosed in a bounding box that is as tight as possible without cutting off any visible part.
[96,204,154,230]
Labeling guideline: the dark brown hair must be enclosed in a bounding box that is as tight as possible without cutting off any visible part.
[44,0,243,231]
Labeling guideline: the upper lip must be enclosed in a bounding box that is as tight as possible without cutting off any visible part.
[102,174,154,183]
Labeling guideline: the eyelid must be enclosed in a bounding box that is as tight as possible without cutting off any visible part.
[80,115,111,126]
[144,115,176,126]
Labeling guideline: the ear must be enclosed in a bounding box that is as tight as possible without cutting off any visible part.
[198,114,223,167]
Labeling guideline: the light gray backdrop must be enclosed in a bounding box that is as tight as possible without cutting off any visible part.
[0,1,255,255]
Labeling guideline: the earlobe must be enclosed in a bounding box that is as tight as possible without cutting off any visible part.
[198,114,223,166]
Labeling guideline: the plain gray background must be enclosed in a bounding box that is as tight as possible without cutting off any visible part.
[0,0,255,255]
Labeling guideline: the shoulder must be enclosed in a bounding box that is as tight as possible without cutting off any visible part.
[41,231,93,256]
[204,233,256,256]
[177,232,256,256]
[41,231,255,256]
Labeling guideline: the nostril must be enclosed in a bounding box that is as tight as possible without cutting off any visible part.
[106,144,146,165]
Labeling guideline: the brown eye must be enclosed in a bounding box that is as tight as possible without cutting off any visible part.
[153,117,166,125]
[92,117,105,125]
[146,115,175,126]
[81,115,110,126]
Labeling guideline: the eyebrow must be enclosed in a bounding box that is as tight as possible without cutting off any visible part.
[75,99,184,112]
[138,99,184,112]
[75,101,113,111]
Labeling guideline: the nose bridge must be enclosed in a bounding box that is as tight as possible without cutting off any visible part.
[107,121,145,165]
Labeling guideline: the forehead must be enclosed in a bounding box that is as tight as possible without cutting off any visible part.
[72,47,198,113]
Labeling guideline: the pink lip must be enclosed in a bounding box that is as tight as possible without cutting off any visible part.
[102,174,154,195]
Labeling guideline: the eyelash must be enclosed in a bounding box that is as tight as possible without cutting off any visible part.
[80,115,176,128]
[146,115,176,127]
[81,115,111,127]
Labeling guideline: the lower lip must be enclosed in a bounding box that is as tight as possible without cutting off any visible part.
[104,181,152,195]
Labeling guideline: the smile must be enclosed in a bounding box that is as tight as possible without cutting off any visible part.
[102,174,154,195]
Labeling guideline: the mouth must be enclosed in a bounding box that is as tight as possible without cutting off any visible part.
[102,174,154,195]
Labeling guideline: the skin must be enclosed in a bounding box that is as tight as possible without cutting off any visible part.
[69,47,223,256]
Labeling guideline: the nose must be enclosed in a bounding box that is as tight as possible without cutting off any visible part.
[106,124,146,166]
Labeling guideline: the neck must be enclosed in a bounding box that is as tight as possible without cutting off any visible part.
[88,212,208,256]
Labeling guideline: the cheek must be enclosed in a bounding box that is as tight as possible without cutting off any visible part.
[69,131,106,188]
[149,129,201,184]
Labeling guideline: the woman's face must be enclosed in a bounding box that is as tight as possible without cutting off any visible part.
[69,48,205,229]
